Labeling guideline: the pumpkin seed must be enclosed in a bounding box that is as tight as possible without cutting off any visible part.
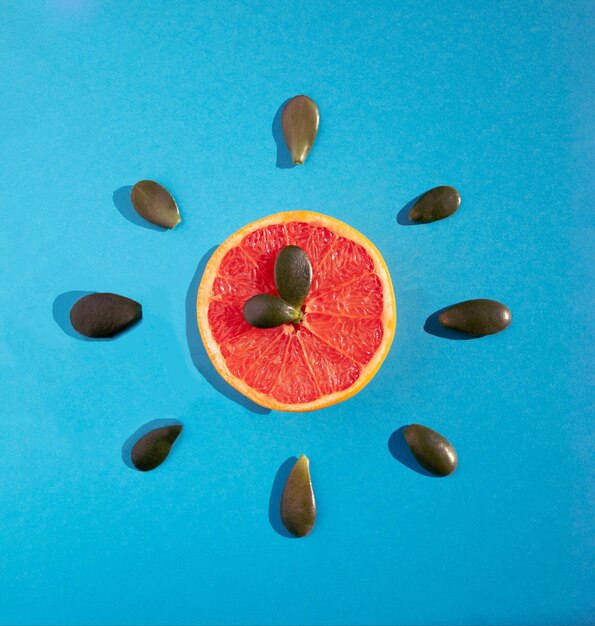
[439,299,511,335]
[69,293,142,338]
[274,245,312,308]
[243,294,300,328]
[280,455,316,537]
[131,424,183,472]
[409,186,460,223]
[404,424,458,476]
[130,180,181,229]
[282,95,320,165]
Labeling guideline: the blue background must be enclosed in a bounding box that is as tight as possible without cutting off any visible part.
[1,1,593,624]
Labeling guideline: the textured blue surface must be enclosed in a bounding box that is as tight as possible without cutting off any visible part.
[1,1,593,624]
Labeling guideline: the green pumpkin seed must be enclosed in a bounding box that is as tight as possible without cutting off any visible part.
[243,294,300,328]
[274,245,312,308]
[70,293,142,338]
[409,186,460,223]
[439,299,511,335]
[130,180,181,229]
[282,95,320,165]
[131,424,182,472]
[281,455,316,537]
[404,424,458,477]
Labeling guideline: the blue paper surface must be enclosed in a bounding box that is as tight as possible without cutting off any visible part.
[1,1,593,624]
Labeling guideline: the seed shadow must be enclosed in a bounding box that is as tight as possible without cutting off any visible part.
[121,418,183,470]
[113,185,166,231]
[53,291,143,341]
[185,246,271,415]
[268,456,298,538]
[388,427,437,477]
[53,291,94,340]
[424,306,481,340]
[272,98,295,169]
[396,193,424,226]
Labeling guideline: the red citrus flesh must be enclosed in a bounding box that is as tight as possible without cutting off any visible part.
[197,211,396,411]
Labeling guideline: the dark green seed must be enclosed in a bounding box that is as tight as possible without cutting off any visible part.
[274,245,312,308]
[404,424,458,477]
[131,424,182,472]
[280,455,316,537]
[70,293,142,338]
[282,95,320,165]
[409,186,460,223]
[130,180,181,229]
[243,294,300,328]
[439,299,512,335]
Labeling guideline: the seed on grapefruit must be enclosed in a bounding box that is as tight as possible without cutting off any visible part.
[196,211,396,412]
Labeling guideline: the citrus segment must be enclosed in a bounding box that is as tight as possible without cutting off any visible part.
[240,224,288,292]
[307,273,384,317]
[243,331,290,394]
[270,334,319,404]
[207,301,250,344]
[311,237,375,296]
[222,327,285,380]
[303,313,384,365]
[297,329,361,395]
[197,211,396,412]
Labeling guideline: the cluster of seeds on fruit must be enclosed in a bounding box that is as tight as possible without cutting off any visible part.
[61,94,512,538]
[243,245,313,328]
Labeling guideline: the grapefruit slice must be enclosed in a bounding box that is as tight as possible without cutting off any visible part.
[196,211,396,411]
